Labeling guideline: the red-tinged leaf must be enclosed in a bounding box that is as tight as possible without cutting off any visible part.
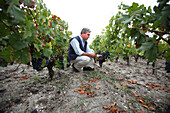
[95,86,100,90]
[149,107,155,110]
[56,80,60,83]
[11,73,16,76]
[89,80,92,83]
[86,85,91,89]
[132,109,137,113]
[111,102,116,107]
[120,82,124,85]
[74,89,78,92]
[143,105,149,109]
[103,105,109,109]
[78,89,83,91]
[120,78,124,81]
[159,86,164,90]
[153,87,158,90]
[133,81,137,84]
[124,83,128,86]
[154,84,159,87]
[79,91,85,95]
[107,110,111,113]
[131,92,135,96]
[81,83,87,85]
[146,73,150,76]
[90,91,95,95]
[138,110,145,113]
[164,88,169,92]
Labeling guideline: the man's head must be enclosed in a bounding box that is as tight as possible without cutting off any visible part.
[80,28,91,41]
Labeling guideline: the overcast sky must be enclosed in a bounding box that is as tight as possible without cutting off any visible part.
[43,0,158,44]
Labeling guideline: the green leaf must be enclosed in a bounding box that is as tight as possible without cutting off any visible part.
[23,30,32,39]
[9,5,25,22]
[43,48,53,57]
[145,45,157,61]
[122,15,134,24]
[0,22,10,37]
[9,35,28,50]
[34,44,41,52]
[19,50,31,64]
[138,42,153,51]
[0,46,13,63]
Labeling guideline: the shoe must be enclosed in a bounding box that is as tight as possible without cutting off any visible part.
[72,64,80,72]
[83,67,94,71]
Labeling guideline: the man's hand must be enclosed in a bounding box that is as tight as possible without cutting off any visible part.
[96,55,102,58]
[82,52,95,58]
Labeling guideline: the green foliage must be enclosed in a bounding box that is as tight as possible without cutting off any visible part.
[0,0,72,67]
[91,0,170,62]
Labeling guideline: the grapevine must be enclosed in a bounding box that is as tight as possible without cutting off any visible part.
[0,0,72,79]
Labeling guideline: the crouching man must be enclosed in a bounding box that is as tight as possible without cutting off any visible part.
[68,28,101,72]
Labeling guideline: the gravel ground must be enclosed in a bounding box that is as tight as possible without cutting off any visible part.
[0,57,169,113]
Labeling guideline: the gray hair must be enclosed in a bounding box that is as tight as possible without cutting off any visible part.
[80,28,91,34]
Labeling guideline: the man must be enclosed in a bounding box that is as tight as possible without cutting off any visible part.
[68,28,101,72]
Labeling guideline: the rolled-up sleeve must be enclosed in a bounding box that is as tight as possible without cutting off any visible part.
[70,38,84,55]
[86,43,94,53]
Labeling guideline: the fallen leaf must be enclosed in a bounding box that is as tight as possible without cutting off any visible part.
[89,80,92,83]
[103,105,109,109]
[119,78,124,81]
[131,92,135,96]
[111,102,116,107]
[74,89,78,92]
[149,107,155,110]
[11,73,16,77]
[132,109,137,113]
[138,110,145,113]
[146,73,150,76]
[79,91,85,95]
[56,80,60,83]
[120,82,124,85]
[95,86,100,90]
[124,83,128,86]
[107,110,111,113]
[143,105,149,109]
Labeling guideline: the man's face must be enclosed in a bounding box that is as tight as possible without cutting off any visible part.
[81,32,90,41]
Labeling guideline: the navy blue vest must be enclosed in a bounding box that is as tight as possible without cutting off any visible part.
[68,36,87,61]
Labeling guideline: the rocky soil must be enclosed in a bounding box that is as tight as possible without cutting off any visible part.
[0,58,169,113]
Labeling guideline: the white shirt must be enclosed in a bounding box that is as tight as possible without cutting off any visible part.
[70,36,94,56]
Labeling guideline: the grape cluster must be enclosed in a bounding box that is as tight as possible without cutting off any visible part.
[31,54,49,71]
[96,50,110,67]
[30,45,49,71]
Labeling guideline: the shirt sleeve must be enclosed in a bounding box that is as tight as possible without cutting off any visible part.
[70,38,84,55]
[86,43,94,53]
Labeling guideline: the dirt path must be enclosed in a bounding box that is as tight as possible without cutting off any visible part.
[0,58,169,113]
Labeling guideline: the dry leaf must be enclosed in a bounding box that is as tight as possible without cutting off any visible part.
[107,110,111,113]
[149,107,155,110]
[74,89,78,92]
[103,105,109,109]
[120,82,124,85]
[89,80,92,83]
[143,105,149,109]
[146,73,150,76]
[95,86,100,90]
[56,80,60,83]
[111,102,116,107]
[124,83,128,86]
[119,78,124,81]
[132,109,137,113]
